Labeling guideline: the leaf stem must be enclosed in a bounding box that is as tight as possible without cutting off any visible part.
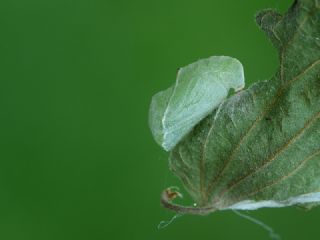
[160,188,216,215]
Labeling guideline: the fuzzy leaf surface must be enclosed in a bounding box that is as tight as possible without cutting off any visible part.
[168,0,320,210]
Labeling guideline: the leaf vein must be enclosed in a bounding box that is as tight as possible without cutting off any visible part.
[206,59,320,197]
[222,149,320,207]
[199,103,224,204]
[213,110,320,203]
[245,149,320,199]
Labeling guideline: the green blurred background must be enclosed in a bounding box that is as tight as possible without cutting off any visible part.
[1,0,320,239]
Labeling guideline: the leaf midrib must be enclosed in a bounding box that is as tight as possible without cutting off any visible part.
[206,59,320,204]
[203,11,314,197]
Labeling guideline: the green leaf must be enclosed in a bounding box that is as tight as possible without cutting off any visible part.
[150,0,320,214]
[149,56,245,151]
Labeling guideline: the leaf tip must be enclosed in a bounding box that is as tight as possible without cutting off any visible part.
[255,9,283,48]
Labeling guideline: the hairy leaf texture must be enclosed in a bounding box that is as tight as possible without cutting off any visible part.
[150,0,320,213]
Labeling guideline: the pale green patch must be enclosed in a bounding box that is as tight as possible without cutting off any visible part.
[149,56,244,151]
